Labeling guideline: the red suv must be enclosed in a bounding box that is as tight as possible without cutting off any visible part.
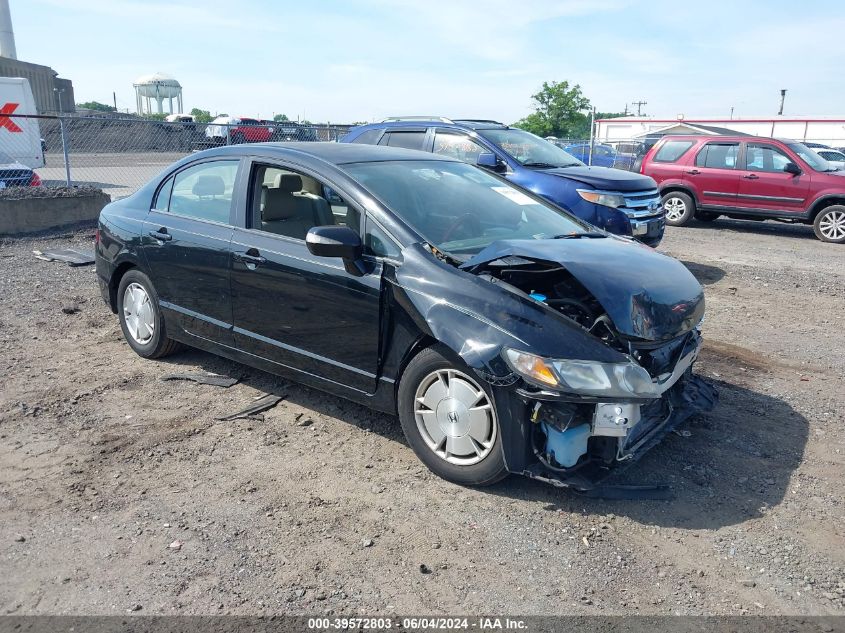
[641,135,845,243]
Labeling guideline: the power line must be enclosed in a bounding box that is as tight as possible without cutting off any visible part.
[632,100,648,116]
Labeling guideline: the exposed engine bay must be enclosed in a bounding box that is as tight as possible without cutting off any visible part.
[460,247,718,488]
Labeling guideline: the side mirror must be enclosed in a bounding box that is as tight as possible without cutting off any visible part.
[477,152,504,172]
[306,226,366,276]
[784,162,802,175]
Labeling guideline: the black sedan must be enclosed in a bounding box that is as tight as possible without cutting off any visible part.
[96,143,716,490]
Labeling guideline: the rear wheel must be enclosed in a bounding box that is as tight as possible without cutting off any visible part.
[813,205,845,243]
[398,347,507,486]
[117,269,182,359]
[662,191,695,226]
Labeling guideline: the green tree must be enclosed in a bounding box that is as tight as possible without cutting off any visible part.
[513,80,592,138]
[143,112,167,121]
[273,113,290,122]
[77,101,116,112]
[189,108,213,123]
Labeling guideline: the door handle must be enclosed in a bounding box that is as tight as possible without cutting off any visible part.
[684,169,700,175]
[148,228,172,241]
[234,251,266,266]
[743,174,759,180]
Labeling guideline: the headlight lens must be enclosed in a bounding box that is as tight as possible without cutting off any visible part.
[505,349,559,387]
[576,189,626,209]
[505,349,658,398]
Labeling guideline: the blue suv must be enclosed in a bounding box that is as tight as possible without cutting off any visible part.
[341,118,664,246]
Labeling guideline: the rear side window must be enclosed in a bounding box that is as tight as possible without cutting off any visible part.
[381,131,426,150]
[152,175,174,212]
[350,128,382,145]
[653,140,694,163]
[168,160,239,224]
[695,143,739,169]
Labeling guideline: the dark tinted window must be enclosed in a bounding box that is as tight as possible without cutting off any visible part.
[654,140,694,162]
[350,128,382,145]
[695,143,739,169]
[383,131,426,150]
[365,218,401,258]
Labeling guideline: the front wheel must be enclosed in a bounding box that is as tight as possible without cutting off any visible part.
[398,347,507,486]
[661,191,695,226]
[813,205,845,243]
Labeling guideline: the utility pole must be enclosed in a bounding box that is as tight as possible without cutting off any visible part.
[632,100,647,116]
[730,106,734,120]
[113,91,117,111]
[623,103,629,116]
[778,89,787,115]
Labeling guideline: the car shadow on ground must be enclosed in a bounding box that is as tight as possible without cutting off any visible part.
[159,348,407,444]
[159,348,807,531]
[486,379,808,530]
[682,218,818,241]
[679,260,725,285]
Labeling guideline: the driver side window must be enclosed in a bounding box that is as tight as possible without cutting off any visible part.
[433,131,488,163]
[745,144,792,172]
[249,164,363,241]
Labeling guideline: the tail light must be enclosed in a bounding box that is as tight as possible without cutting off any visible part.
[29,172,42,186]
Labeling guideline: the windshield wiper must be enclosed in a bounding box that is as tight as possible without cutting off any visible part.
[522,161,561,169]
[551,232,606,239]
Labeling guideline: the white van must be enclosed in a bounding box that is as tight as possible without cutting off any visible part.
[0,77,45,168]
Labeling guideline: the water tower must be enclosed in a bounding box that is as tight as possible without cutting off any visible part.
[133,72,183,115]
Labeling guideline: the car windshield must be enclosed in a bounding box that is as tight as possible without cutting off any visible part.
[344,160,590,256]
[788,142,835,172]
[479,128,583,168]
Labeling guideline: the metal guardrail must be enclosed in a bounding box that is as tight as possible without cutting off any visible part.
[0,114,351,199]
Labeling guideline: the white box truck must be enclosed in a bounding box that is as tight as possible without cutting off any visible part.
[0,77,45,168]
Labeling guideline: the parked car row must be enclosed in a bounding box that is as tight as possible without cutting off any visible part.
[640,135,845,243]
[204,116,319,145]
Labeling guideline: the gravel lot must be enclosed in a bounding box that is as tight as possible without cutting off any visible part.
[0,218,843,616]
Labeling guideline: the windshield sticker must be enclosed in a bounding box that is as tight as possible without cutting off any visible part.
[491,186,535,206]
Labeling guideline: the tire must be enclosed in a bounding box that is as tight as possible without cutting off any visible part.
[397,347,507,486]
[117,269,182,359]
[813,205,845,243]
[696,211,720,222]
[661,191,695,226]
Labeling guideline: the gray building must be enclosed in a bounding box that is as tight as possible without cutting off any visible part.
[0,55,75,113]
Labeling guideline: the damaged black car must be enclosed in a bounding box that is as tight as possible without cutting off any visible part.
[96,142,716,490]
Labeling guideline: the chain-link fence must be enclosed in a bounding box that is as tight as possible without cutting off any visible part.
[4,114,845,202]
[0,114,351,199]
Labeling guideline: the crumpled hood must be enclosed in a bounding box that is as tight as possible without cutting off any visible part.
[540,165,656,192]
[460,237,705,342]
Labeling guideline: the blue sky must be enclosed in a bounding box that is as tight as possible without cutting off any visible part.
[12,0,845,123]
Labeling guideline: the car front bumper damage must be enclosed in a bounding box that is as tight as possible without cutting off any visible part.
[504,333,718,491]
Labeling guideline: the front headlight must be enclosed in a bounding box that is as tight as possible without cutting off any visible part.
[576,189,626,209]
[505,349,658,398]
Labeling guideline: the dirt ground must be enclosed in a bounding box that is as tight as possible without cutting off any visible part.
[0,218,843,616]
